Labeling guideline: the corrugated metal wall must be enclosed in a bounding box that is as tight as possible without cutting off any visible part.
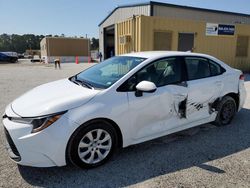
[99,5,150,56]
[41,37,89,56]
[115,16,142,55]
[116,15,250,72]
[153,5,250,24]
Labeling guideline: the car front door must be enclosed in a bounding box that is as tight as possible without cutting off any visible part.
[184,56,224,123]
[118,57,189,142]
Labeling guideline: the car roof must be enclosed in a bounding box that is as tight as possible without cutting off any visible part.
[120,51,214,60]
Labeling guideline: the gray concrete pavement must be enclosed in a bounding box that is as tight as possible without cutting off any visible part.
[0,62,249,188]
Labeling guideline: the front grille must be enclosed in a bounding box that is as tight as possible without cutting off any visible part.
[3,127,21,161]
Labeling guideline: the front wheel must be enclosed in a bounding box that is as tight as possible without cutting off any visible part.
[67,121,118,169]
[213,96,236,126]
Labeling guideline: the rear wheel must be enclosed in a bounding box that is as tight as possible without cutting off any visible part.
[67,121,118,169]
[213,96,236,126]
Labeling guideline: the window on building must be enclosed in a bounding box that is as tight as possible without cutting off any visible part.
[236,36,249,57]
[154,31,172,51]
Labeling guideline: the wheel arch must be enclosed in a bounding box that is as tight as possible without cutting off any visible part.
[212,92,239,111]
[93,118,123,149]
[66,117,123,165]
[224,92,239,110]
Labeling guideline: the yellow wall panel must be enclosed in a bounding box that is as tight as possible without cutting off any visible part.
[116,15,250,71]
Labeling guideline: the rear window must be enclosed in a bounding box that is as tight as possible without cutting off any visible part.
[185,57,225,80]
[185,57,210,80]
[210,60,222,76]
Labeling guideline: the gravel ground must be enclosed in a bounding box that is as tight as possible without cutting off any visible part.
[0,61,249,188]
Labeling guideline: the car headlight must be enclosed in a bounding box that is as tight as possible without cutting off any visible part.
[9,111,67,133]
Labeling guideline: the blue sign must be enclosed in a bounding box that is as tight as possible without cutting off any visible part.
[218,24,235,36]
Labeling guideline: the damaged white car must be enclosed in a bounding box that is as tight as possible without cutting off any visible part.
[2,51,246,168]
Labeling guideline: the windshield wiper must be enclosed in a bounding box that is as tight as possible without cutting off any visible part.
[71,79,81,86]
[79,79,94,89]
[70,76,81,86]
[70,75,94,89]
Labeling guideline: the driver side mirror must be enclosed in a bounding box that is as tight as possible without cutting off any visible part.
[135,81,157,97]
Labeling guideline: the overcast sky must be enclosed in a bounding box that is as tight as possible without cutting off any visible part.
[0,0,249,38]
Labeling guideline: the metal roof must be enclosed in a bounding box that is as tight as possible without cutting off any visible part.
[99,1,250,26]
[98,2,150,26]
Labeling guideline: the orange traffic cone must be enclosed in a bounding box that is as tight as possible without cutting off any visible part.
[75,56,79,64]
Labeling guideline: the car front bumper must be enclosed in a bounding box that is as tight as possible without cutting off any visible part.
[2,109,79,167]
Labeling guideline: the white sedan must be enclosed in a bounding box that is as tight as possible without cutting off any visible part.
[2,51,246,168]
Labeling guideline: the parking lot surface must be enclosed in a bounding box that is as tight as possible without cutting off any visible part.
[0,62,250,188]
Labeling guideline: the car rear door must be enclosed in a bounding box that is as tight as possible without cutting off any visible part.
[184,56,224,123]
[118,57,189,141]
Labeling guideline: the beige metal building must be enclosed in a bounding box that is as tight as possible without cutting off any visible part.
[25,50,41,57]
[99,1,250,71]
[40,37,90,63]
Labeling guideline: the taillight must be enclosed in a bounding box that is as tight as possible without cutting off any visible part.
[239,74,245,80]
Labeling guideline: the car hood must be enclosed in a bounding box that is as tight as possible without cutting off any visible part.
[11,79,100,117]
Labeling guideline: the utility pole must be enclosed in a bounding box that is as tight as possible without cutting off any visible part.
[47,37,50,64]
[86,34,90,63]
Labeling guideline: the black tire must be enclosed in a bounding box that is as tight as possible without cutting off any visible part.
[67,120,118,169]
[10,57,17,63]
[213,96,236,126]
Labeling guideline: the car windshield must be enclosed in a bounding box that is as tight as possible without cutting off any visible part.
[73,56,146,89]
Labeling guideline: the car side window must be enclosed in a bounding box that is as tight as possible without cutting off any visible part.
[119,57,182,91]
[185,57,210,80]
[209,60,223,76]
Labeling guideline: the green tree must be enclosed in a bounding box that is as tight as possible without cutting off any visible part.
[91,37,99,50]
[0,34,11,51]
[0,34,45,53]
